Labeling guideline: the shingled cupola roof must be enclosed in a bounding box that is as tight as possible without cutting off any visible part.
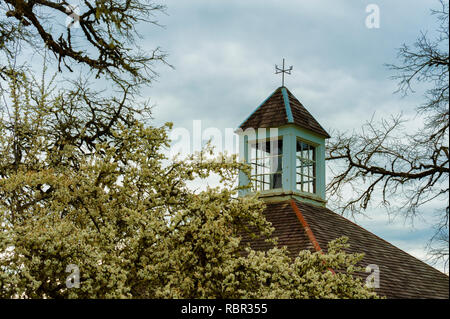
[239,86,331,138]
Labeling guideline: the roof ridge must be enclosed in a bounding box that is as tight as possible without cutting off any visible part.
[289,200,322,253]
[289,200,336,274]
[281,87,294,123]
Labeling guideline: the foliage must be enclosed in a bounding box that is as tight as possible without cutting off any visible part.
[0,70,378,298]
[0,0,378,299]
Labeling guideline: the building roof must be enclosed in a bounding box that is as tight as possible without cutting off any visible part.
[241,199,449,299]
[238,86,331,138]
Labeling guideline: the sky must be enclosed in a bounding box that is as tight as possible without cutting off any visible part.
[134,0,448,273]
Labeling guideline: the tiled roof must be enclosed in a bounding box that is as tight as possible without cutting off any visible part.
[241,199,449,299]
[239,87,331,138]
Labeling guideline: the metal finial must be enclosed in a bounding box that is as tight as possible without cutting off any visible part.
[275,58,293,87]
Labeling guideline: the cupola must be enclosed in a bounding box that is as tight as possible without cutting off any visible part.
[237,85,330,207]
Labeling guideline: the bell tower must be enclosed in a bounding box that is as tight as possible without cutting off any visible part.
[236,68,330,206]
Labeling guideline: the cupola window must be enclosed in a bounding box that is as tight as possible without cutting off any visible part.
[249,138,283,191]
[296,140,316,193]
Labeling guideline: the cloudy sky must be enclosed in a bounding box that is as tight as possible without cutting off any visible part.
[133,0,448,273]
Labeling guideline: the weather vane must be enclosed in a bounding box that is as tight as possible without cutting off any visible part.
[275,58,293,87]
